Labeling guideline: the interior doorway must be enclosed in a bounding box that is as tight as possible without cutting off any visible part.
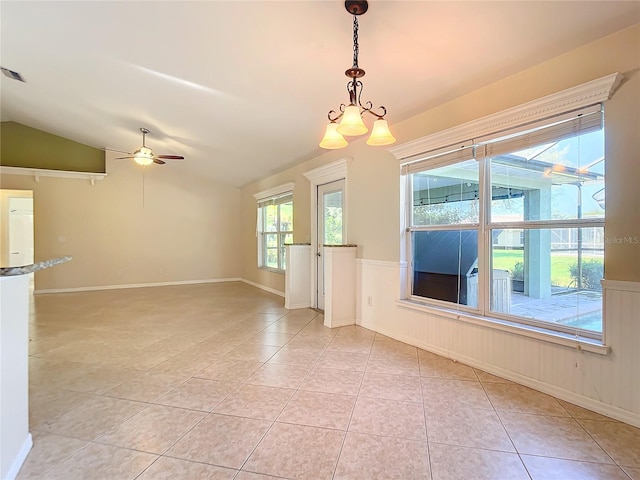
[1,190,34,267]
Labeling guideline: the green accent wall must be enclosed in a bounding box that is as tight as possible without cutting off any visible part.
[0,122,105,173]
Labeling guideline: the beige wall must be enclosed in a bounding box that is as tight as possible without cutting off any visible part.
[242,23,640,284]
[0,152,242,291]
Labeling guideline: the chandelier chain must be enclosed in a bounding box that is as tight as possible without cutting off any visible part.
[352,15,359,69]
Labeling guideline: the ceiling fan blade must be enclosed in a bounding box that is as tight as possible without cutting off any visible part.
[156,155,184,160]
[115,156,133,159]
[153,158,166,165]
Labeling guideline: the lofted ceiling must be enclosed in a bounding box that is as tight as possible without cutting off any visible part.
[1,1,638,187]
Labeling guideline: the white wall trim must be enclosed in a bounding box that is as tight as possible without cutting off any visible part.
[389,72,623,161]
[602,279,640,293]
[357,258,407,269]
[253,182,295,201]
[302,157,351,184]
[0,166,107,185]
[240,278,285,297]
[3,433,32,480]
[303,157,352,309]
[34,278,243,294]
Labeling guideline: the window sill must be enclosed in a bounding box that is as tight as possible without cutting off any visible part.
[259,267,285,275]
[395,299,610,355]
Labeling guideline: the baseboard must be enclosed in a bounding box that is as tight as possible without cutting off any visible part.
[34,278,242,294]
[360,319,640,428]
[3,433,32,480]
[285,302,312,309]
[240,279,285,298]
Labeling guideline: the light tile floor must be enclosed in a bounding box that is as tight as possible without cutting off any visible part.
[18,282,640,480]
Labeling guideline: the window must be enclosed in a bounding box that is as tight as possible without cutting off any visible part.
[255,184,294,273]
[405,104,605,340]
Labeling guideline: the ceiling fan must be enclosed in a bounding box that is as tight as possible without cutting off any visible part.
[117,127,184,165]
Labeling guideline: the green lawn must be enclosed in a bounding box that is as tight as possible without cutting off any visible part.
[493,249,602,287]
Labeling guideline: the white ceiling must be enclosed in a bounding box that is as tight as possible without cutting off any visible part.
[1,1,638,187]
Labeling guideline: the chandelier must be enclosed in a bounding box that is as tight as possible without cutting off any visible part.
[319,0,396,150]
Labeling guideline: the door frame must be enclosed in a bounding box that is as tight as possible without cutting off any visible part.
[303,158,351,309]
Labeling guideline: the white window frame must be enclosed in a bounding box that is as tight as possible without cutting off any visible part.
[254,182,295,273]
[391,73,622,351]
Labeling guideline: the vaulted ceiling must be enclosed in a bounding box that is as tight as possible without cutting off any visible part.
[1,1,638,187]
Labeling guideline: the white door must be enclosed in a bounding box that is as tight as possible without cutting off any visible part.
[316,179,345,310]
[8,196,34,267]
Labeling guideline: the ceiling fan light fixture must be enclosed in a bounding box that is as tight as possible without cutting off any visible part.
[366,119,396,146]
[319,122,349,149]
[133,146,154,166]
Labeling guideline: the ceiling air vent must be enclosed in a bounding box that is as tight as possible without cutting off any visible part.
[1,67,26,82]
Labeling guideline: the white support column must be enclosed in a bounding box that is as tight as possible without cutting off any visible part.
[285,244,311,309]
[324,245,357,328]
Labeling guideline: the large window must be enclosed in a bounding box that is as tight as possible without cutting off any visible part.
[256,190,293,273]
[405,105,605,340]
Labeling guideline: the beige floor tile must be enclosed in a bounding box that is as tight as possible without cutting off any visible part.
[422,378,493,413]
[299,367,364,395]
[326,337,374,354]
[196,358,264,383]
[419,351,478,381]
[266,346,323,366]
[425,407,515,452]
[559,399,619,422]
[277,390,356,430]
[156,377,238,411]
[334,432,431,480]
[359,371,423,402]
[521,454,632,479]
[429,443,529,480]
[578,419,640,467]
[243,331,295,347]
[500,411,613,463]
[623,466,640,479]
[263,319,308,334]
[24,283,637,479]
[136,456,237,479]
[38,442,157,480]
[245,362,312,389]
[97,404,205,454]
[35,395,147,441]
[483,382,571,417]
[149,351,216,376]
[29,388,94,429]
[337,325,376,339]
[279,334,332,351]
[166,413,271,469]
[316,349,370,371]
[213,384,295,420]
[223,343,281,362]
[297,322,338,339]
[371,338,418,358]
[234,472,283,480]
[16,432,88,480]
[104,371,189,403]
[349,396,426,441]
[473,369,514,384]
[243,422,345,480]
[366,354,421,376]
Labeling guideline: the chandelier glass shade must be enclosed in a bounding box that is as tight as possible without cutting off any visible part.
[319,1,395,150]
